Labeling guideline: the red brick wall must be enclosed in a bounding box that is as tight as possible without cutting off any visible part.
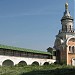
[68,54,75,65]
[67,38,75,65]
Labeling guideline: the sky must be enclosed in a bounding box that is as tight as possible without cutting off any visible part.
[0,0,74,51]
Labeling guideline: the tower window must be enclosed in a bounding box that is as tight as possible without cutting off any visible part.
[62,26,63,31]
[65,25,67,31]
[70,25,71,30]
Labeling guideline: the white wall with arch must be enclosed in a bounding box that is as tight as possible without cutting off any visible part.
[0,55,56,66]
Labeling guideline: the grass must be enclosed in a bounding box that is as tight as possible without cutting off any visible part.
[0,64,75,75]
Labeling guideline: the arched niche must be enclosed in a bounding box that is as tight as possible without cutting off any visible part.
[43,62,49,65]
[2,59,14,66]
[68,38,75,45]
[31,61,39,66]
[18,61,27,66]
[72,58,75,66]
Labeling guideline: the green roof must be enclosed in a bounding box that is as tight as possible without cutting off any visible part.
[0,44,51,55]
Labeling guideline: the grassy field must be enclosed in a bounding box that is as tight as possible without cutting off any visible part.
[0,64,75,75]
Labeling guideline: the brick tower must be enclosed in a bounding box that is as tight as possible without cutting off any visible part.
[54,2,75,65]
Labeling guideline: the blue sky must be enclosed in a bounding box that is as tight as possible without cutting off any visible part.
[0,0,74,51]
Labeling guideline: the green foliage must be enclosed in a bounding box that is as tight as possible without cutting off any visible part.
[0,65,75,75]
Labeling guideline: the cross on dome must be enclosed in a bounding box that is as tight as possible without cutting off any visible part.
[64,2,70,17]
[65,2,68,10]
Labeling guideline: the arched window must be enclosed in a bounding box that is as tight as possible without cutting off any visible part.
[69,46,71,52]
[72,46,74,53]
[74,46,75,53]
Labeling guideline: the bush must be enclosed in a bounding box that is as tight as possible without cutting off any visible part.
[0,65,75,75]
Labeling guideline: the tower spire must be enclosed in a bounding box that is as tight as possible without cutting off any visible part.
[64,2,70,17]
[61,1,73,21]
[60,1,74,33]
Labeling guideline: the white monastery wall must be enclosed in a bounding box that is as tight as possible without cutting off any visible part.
[0,55,56,66]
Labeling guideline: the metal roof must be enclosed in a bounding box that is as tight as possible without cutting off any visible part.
[0,44,51,55]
